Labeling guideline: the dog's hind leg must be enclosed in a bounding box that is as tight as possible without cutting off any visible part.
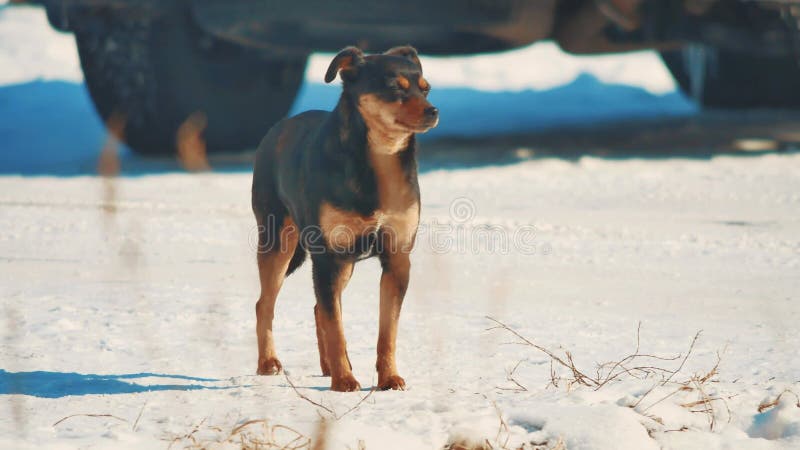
[312,255,360,391]
[314,304,331,376]
[255,213,299,375]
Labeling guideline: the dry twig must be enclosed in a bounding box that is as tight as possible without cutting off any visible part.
[284,373,335,415]
[486,315,702,399]
[496,359,528,392]
[757,389,800,413]
[285,372,377,420]
[132,400,147,432]
[53,413,129,427]
[630,330,702,409]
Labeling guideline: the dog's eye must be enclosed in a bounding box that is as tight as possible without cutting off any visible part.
[396,76,411,90]
[418,78,431,93]
[388,76,410,93]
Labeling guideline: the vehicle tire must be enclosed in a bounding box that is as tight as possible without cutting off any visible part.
[74,10,307,155]
[661,48,800,109]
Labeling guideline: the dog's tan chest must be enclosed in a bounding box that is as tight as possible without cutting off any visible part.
[319,202,418,251]
[319,152,418,251]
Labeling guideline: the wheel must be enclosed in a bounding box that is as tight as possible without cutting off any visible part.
[74,10,307,155]
[661,47,800,109]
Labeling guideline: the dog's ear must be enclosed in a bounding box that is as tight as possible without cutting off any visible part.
[384,45,421,70]
[325,46,365,83]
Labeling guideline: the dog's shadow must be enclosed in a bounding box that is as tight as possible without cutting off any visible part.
[0,369,230,398]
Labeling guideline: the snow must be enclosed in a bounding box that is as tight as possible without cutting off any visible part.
[306,43,677,95]
[2,4,800,450]
[509,405,659,450]
[2,156,799,449]
[749,395,800,441]
[0,5,83,85]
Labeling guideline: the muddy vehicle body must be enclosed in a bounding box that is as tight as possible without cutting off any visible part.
[24,0,800,155]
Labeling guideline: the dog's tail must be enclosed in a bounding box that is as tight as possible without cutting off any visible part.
[286,245,307,276]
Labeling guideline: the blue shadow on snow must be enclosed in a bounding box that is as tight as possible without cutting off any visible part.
[0,369,226,398]
[0,74,697,176]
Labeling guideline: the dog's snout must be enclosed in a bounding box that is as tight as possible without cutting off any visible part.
[424,106,439,119]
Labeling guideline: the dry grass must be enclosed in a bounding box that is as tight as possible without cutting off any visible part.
[757,389,800,413]
[486,316,732,432]
[164,372,376,450]
[486,317,694,392]
[442,436,565,450]
[166,418,313,450]
[164,417,372,450]
[97,111,124,217]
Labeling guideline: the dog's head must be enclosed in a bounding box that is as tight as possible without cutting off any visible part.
[325,46,439,135]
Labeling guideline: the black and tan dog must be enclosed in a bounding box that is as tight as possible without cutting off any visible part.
[251,46,438,391]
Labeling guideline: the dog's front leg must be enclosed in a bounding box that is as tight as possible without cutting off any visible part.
[313,304,331,376]
[376,251,409,390]
[312,255,361,392]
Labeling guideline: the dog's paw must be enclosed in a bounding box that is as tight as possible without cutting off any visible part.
[378,374,405,391]
[256,357,283,375]
[330,373,361,392]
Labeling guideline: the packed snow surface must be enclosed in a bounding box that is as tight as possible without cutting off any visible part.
[2,153,799,449]
[1,4,799,450]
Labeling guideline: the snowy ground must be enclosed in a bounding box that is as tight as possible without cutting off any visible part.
[2,4,800,450]
[2,154,800,450]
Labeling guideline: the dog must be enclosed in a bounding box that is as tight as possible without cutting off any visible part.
[251,46,438,391]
